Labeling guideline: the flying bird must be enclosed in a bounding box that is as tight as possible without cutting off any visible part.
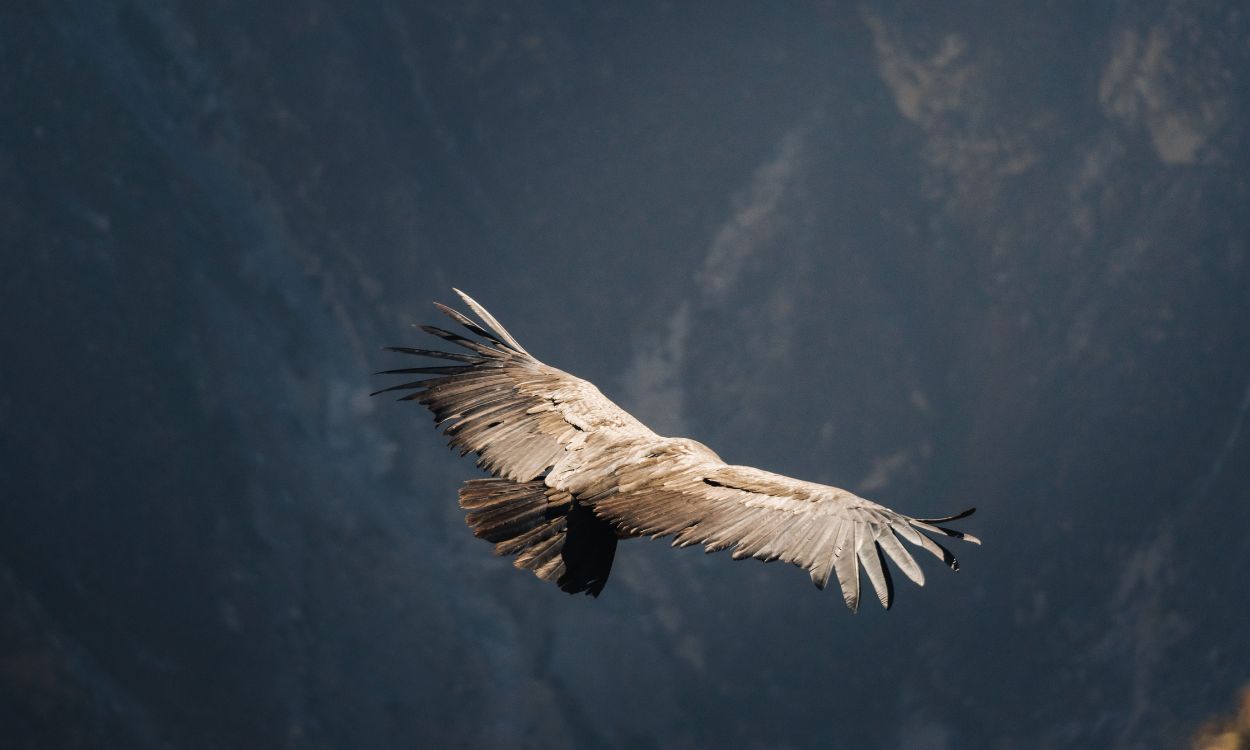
[375,290,979,611]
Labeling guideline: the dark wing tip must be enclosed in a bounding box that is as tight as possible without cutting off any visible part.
[915,507,976,524]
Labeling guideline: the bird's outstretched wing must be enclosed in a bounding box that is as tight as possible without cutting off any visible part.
[373,289,656,483]
[591,457,978,611]
[376,290,978,610]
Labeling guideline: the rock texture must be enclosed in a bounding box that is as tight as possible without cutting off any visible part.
[2,2,1248,748]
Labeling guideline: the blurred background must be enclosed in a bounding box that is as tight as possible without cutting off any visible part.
[3,1,1249,748]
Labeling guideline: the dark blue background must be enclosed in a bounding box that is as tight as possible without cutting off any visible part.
[3,2,1249,747]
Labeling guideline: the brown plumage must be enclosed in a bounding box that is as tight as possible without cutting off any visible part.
[375,290,980,611]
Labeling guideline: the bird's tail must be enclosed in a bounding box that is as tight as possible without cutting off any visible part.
[458,478,617,596]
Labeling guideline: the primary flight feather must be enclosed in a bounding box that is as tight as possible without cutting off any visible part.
[375,289,979,611]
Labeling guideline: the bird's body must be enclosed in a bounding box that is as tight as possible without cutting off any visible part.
[376,290,979,611]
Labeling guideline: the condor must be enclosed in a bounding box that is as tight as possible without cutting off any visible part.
[375,290,979,611]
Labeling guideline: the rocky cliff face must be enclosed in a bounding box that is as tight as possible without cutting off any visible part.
[2,2,1248,748]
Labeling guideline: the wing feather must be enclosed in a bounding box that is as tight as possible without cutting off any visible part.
[877,530,925,586]
[858,538,892,609]
[454,287,532,355]
[832,526,860,612]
